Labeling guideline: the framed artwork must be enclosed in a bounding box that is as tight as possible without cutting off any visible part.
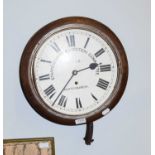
[3,137,55,155]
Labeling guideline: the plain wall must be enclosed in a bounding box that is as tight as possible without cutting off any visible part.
[4,0,151,155]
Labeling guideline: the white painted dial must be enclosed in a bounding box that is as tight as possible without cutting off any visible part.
[33,29,118,115]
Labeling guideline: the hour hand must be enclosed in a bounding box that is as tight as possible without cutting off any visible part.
[77,63,98,73]
[89,63,98,70]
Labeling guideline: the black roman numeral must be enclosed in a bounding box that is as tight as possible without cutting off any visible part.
[50,42,60,52]
[84,37,90,48]
[58,95,67,107]
[40,59,51,63]
[76,98,82,108]
[97,78,109,90]
[66,35,75,47]
[100,64,111,72]
[95,48,105,57]
[39,74,50,81]
[91,93,98,101]
[44,85,56,99]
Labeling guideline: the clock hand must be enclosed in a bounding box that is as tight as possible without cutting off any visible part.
[77,63,98,72]
[52,71,76,106]
[89,62,98,70]
[52,63,98,105]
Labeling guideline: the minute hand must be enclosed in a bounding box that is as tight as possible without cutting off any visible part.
[52,74,74,106]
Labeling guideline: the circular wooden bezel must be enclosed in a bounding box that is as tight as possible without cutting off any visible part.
[19,16,128,125]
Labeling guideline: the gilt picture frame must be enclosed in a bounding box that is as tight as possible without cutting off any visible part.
[3,137,55,155]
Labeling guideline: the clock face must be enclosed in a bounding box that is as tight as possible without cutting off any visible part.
[20,17,128,125]
[33,29,118,116]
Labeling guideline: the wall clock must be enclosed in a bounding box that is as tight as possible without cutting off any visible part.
[20,16,128,145]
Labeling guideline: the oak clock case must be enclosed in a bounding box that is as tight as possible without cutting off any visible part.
[20,17,128,145]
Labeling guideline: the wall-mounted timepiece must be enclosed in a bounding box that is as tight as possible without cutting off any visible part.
[20,17,128,145]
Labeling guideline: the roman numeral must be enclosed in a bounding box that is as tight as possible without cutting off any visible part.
[97,79,109,90]
[95,48,105,57]
[76,98,82,108]
[66,35,75,47]
[91,93,98,101]
[100,64,111,72]
[44,85,56,99]
[50,42,60,52]
[58,95,67,107]
[84,37,90,48]
[40,59,51,63]
[39,74,50,81]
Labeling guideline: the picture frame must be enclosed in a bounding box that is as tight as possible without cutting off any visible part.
[3,137,55,155]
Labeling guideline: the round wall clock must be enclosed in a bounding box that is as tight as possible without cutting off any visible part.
[20,17,128,145]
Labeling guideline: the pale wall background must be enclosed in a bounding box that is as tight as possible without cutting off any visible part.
[4,0,151,155]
